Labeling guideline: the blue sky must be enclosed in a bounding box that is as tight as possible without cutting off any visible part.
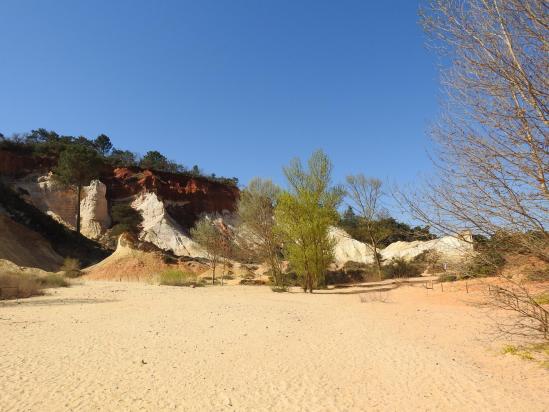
[0,1,438,197]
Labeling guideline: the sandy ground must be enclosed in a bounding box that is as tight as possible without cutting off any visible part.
[1,282,548,412]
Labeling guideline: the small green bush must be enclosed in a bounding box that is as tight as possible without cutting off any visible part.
[61,257,81,278]
[159,269,202,287]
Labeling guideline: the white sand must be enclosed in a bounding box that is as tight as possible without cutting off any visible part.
[1,282,547,411]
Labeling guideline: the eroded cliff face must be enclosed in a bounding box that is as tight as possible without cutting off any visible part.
[1,150,240,256]
[107,168,239,229]
[10,173,111,240]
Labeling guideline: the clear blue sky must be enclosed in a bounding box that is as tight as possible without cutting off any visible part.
[0,1,438,195]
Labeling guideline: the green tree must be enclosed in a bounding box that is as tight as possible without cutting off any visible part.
[236,178,283,286]
[54,145,102,234]
[94,134,113,156]
[275,150,343,292]
[109,149,137,167]
[139,150,170,171]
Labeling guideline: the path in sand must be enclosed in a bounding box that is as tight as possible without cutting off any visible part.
[1,282,547,411]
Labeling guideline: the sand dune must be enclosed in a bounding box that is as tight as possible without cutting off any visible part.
[1,282,547,411]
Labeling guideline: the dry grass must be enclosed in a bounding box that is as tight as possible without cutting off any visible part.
[60,257,81,278]
[159,269,203,287]
[0,271,69,300]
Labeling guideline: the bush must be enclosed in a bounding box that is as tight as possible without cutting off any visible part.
[0,272,69,300]
[0,273,42,299]
[61,257,81,278]
[38,274,70,288]
[159,269,202,287]
[111,203,143,234]
[439,273,458,282]
[382,258,423,279]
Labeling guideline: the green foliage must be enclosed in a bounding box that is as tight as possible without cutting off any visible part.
[111,203,143,236]
[275,150,343,292]
[94,134,113,155]
[467,237,506,277]
[108,149,138,167]
[55,144,102,187]
[139,150,186,173]
[0,129,239,187]
[191,215,227,284]
[382,258,423,279]
[159,269,202,287]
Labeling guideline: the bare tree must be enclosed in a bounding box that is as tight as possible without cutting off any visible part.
[397,0,549,342]
[345,175,391,280]
[400,0,549,262]
[191,215,224,285]
[236,178,284,286]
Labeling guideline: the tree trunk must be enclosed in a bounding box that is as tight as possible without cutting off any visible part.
[76,184,82,234]
[212,262,216,285]
[369,236,382,281]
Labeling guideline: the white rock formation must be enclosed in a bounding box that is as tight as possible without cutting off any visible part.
[381,235,473,263]
[330,226,473,266]
[80,180,111,239]
[13,173,111,239]
[131,192,206,258]
[329,227,374,265]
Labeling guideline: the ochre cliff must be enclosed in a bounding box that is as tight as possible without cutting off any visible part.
[106,167,239,229]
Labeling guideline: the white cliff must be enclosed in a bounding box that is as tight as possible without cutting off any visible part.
[330,226,473,267]
[131,192,207,258]
[13,173,110,240]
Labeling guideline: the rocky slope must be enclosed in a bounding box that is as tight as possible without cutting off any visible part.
[0,214,63,271]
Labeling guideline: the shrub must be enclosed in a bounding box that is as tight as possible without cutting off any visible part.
[0,273,42,299]
[0,272,69,300]
[61,257,81,278]
[412,249,443,273]
[38,274,70,288]
[382,258,423,279]
[159,269,202,287]
[111,203,143,235]
[438,273,458,282]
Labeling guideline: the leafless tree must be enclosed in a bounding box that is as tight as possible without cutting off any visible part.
[398,0,548,342]
[346,175,391,280]
[236,178,284,286]
[399,0,548,262]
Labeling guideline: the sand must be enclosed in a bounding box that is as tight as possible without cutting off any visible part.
[1,282,548,411]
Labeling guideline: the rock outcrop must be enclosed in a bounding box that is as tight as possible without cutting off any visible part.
[12,173,111,239]
[330,227,473,267]
[80,180,111,239]
[84,233,208,282]
[131,192,207,258]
